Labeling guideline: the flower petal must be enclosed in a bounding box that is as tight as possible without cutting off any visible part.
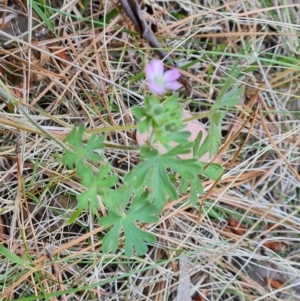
[148,82,165,94]
[145,59,164,81]
[145,60,182,94]
[164,69,181,82]
[165,80,182,91]
[152,59,164,75]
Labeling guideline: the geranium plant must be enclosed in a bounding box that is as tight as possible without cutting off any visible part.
[60,59,242,257]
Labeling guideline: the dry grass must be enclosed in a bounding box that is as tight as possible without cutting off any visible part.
[0,0,300,300]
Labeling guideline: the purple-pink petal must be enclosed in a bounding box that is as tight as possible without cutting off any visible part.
[164,69,181,82]
[165,80,182,91]
[145,65,156,82]
[148,82,165,94]
[150,59,164,75]
[145,59,164,82]
[145,59,182,94]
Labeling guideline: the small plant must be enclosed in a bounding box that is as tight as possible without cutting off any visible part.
[60,59,242,257]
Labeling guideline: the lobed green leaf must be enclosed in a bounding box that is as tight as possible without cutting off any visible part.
[100,192,159,257]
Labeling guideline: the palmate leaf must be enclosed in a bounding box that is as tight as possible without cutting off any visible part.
[125,144,202,208]
[152,157,177,207]
[200,162,224,181]
[193,132,211,161]
[208,111,223,156]
[77,186,99,215]
[103,186,131,210]
[61,125,105,177]
[125,157,156,189]
[99,192,159,257]
[179,163,222,204]
[163,142,193,157]
[190,177,204,204]
[164,157,200,180]
[76,164,118,216]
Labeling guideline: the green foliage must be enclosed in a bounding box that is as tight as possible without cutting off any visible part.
[60,63,241,257]
[133,94,189,148]
[208,63,243,155]
[61,125,105,178]
[32,0,55,34]
[77,164,118,216]
[125,145,201,207]
[99,192,159,257]
[0,245,25,266]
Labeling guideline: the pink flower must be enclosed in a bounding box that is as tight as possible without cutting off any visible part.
[145,59,181,94]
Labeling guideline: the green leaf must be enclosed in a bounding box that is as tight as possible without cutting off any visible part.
[133,94,186,148]
[215,62,241,105]
[124,156,155,188]
[80,165,96,187]
[98,7,118,25]
[208,113,223,156]
[100,192,159,257]
[140,146,159,159]
[165,157,201,180]
[132,106,146,119]
[163,142,193,157]
[126,143,204,208]
[210,111,223,125]
[152,158,177,207]
[190,177,204,204]
[68,208,82,224]
[32,1,55,34]
[179,177,204,204]
[0,245,25,265]
[77,185,99,214]
[200,163,224,180]
[164,130,191,146]
[101,221,121,254]
[179,178,189,194]
[102,187,129,210]
[123,222,156,256]
[203,205,226,219]
[128,192,160,223]
[193,134,210,160]
[61,125,105,177]
[193,131,203,157]
[206,62,242,157]
[76,164,118,216]
[219,87,243,107]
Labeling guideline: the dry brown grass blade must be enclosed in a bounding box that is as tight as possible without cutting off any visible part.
[0,229,103,299]
[44,243,68,301]
[0,260,44,299]
[0,0,8,32]
[258,94,300,181]
[14,140,40,265]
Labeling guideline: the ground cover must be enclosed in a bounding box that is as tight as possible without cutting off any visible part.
[0,1,300,300]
